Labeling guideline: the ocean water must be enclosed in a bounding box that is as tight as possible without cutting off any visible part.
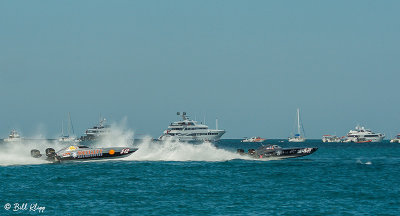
[0,139,399,215]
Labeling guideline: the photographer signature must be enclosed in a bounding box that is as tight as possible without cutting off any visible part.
[4,203,45,213]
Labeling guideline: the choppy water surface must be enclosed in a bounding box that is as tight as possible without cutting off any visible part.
[1,139,399,215]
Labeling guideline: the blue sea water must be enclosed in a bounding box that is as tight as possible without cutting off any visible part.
[1,139,399,215]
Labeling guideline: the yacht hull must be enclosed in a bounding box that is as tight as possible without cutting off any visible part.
[159,131,225,142]
[343,137,384,143]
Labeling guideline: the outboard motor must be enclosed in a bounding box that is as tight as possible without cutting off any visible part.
[45,148,56,157]
[248,149,256,155]
[31,149,42,158]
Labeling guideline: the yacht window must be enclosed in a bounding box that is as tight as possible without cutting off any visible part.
[365,135,378,137]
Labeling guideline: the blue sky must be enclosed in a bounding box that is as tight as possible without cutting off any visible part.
[1,0,400,139]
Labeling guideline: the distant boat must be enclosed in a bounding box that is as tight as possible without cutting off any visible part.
[4,129,22,142]
[342,125,384,143]
[390,134,400,143]
[79,118,110,141]
[58,112,78,143]
[241,137,266,143]
[322,135,342,143]
[288,108,306,142]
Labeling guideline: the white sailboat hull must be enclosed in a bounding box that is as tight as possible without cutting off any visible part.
[288,137,306,142]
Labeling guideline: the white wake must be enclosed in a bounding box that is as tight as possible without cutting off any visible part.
[125,137,245,162]
[0,119,248,166]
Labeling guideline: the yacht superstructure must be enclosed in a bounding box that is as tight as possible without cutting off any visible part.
[158,112,225,142]
[4,129,22,142]
[79,118,110,141]
[343,125,384,143]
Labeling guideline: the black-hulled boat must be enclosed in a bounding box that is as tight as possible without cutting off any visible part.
[237,145,317,159]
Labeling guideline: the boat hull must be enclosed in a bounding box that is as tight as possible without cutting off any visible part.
[241,140,265,143]
[238,145,317,160]
[288,138,306,142]
[343,137,384,143]
[390,139,400,143]
[31,146,138,163]
[159,130,225,142]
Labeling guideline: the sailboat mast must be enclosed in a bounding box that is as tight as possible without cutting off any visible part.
[68,112,75,136]
[61,120,64,136]
[297,108,300,135]
[67,113,71,136]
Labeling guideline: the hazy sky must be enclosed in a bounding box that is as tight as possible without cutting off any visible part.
[1,0,400,139]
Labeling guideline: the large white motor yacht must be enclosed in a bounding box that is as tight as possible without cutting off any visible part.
[343,125,385,143]
[158,112,225,142]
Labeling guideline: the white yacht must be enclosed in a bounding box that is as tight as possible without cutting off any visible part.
[288,108,306,142]
[343,125,385,143]
[322,135,342,143]
[4,130,22,142]
[158,112,225,142]
[78,118,110,141]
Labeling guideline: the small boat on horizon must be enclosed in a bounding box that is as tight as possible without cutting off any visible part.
[322,135,342,143]
[4,129,22,142]
[390,134,400,143]
[241,137,266,143]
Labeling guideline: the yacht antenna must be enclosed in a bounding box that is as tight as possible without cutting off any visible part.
[216,117,218,130]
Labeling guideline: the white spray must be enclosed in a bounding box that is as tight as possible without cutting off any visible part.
[125,137,246,162]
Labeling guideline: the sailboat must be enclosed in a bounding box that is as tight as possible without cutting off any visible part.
[58,113,78,143]
[288,108,306,142]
